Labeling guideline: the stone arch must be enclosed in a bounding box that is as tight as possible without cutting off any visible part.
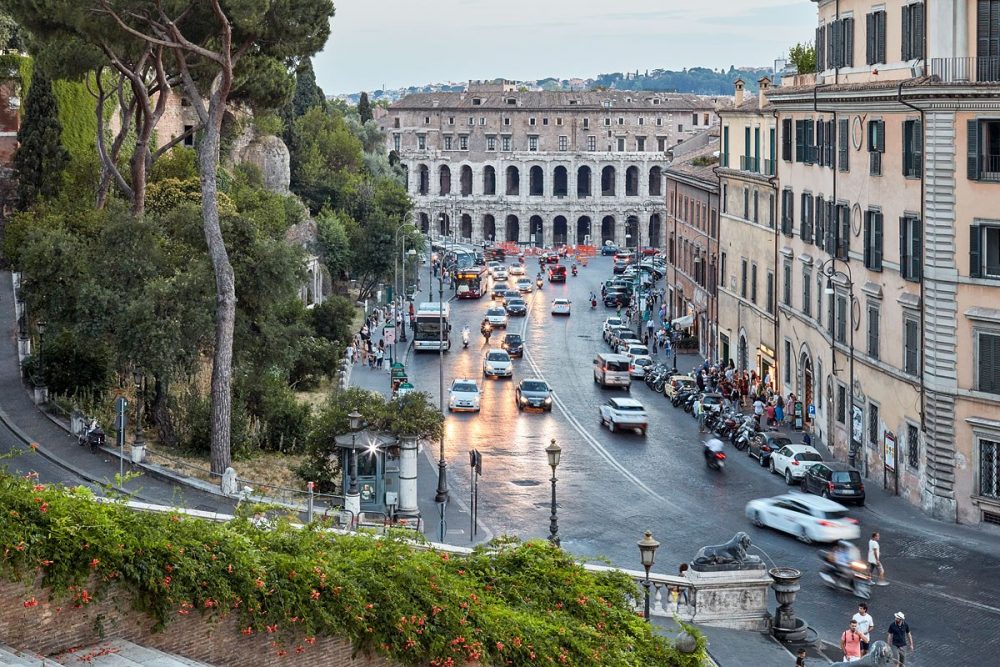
[576,216,592,244]
[601,166,616,196]
[460,165,473,196]
[461,213,472,240]
[553,216,568,245]
[438,213,451,236]
[483,214,496,242]
[553,166,568,197]
[506,166,520,195]
[505,215,520,242]
[648,166,663,196]
[483,166,496,195]
[529,215,544,247]
[799,348,814,424]
[738,329,749,372]
[418,164,429,195]
[625,166,640,196]
[648,214,662,248]
[601,215,616,244]
[625,215,639,247]
[577,166,592,198]
[418,212,430,234]
[529,165,544,196]
[439,165,451,195]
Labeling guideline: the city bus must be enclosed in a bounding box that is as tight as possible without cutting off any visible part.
[413,302,451,351]
[455,266,488,299]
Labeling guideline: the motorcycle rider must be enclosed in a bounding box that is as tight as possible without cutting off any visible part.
[480,318,493,343]
[571,263,578,276]
[462,325,470,348]
[703,437,725,467]
[589,291,597,309]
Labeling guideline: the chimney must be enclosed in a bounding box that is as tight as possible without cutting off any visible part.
[734,78,745,107]
[758,76,772,108]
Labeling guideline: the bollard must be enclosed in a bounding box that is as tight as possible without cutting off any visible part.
[306,481,314,523]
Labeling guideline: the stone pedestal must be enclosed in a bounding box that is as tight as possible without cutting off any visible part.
[33,384,48,405]
[769,567,809,641]
[220,467,240,496]
[397,435,419,518]
[683,566,772,631]
[344,491,361,524]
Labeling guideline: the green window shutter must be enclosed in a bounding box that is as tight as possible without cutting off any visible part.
[971,224,983,278]
[866,13,875,65]
[782,119,792,161]
[903,121,912,176]
[877,11,887,64]
[912,218,922,280]
[839,118,850,171]
[864,211,873,267]
[914,119,923,175]
[913,2,925,59]
[874,212,884,270]
[979,333,1000,393]
[902,4,913,60]
[816,26,826,71]
[968,119,981,180]
[900,217,911,279]
[844,17,855,67]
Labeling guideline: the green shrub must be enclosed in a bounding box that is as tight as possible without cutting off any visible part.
[24,328,112,395]
[310,296,355,344]
[289,335,340,390]
[252,373,313,454]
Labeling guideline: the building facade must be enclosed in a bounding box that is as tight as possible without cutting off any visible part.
[767,0,1000,526]
[665,142,721,360]
[717,79,781,384]
[381,85,723,249]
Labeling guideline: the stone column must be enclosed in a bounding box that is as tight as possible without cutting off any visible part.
[397,435,419,518]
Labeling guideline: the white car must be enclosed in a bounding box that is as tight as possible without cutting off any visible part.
[516,277,534,293]
[494,267,508,281]
[624,344,650,362]
[487,261,502,276]
[745,493,860,544]
[509,264,526,276]
[602,317,623,341]
[448,379,481,412]
[769,444,824,484]
[616,336,643,354]
[629,355,653,378]
[551,298,571,316]
[485,306,508,328]
[599,397,649,435]
[483,349,513,378]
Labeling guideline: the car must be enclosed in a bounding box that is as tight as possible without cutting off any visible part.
[483,349,513,378]
[630,355,654,378]
[800,462,866,505]
[485,306,508,328]
[745,494,860,544]
[448,379,481,412]
[624,344,650,362]
[769,444,824,484]
[505,297,527,316]
[493,267,508,281]
[748,432,794,467]
[491,281,510,299]
[487,261,502,276]
[501,333,524,358]
[599,397,649,435]
[700,392,724,413]
[509,264,526,276]
[547,264,567,282]
[608,326,635,350]
[600,244,620,256]
[501,289,521,306]
[551,298,571,315]
[663,375,697,399]
[612,260,629,274]
[602,317,624,341]
[543,253,561,264]
[515,378,552,411]
[516,277,534,293]
[616,336,643,354]
[604,290,628,307]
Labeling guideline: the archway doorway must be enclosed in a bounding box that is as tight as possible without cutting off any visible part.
[506,166,520,195]
[483,166,496,195]
[460,214,472,240]
[439,213,450,237]
[419,212,429,233]
[601,215,616,244]
[553,216,568,245]
[439,165,451,195]
[648,214,662,249]
[577,166,592,198]
[529,166,544,196]
[418,165,429,195]
[483,214,496,242]
[529,215,544,247]
[553,166,568,197]
[505,215,520,243]
[460,165,473,196]
[625,216,639,248]
[577,216,592,244]
[738,334,749,372]
[801,354,814,426]
[625,166,639,196]
[601,166,616,196]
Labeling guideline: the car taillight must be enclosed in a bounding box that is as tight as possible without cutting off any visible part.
[791,460,799,465]
[847,518,860,524]
[827,482,835,492]
[817,520,833,527]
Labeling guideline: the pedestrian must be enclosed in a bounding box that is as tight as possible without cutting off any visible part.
[346,344,355,365]
[886,612,914,664]
[753,396,765,428]
[765,401,776,427]
[775,394,786,425]
[840,618,865,662]
[795,648,807,666]
[694,397,706,433]
[868,532,887,585]
[853,603,874,655]
[669,563,690,610]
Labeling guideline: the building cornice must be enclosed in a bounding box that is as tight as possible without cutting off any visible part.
[718,168,776,187]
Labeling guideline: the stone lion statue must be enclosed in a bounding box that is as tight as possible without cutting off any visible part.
[693,532,759,566]
[831,641,893,667]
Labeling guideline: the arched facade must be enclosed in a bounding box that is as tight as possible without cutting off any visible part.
[418,212,430,233]
[553,166,568,197]
[577,166,592,198]
[418,165,429,195]
[439,165,451,195]
[529,166,544,196]
[553,216,568,245]
[505,215,520,242]
[648,214,662,248]
[483,166,496,195]
[601,166,616,196]
[601,215,616,244]
[625,216,639,247]
[460,165,473,196]
[625,166,640,196]
[461,214,472,240]
[529,215,544,247]
[577,216,592,244]
[506,166,520,195]
[439,213,450,236]
[483,214,496,241]
[649,166,663,196]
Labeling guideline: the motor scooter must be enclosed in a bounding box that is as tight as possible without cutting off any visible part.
[462,328,470,349]
[78,419,106,453]
[591,298,597,309]
[818,548,871,599]
[704,447,726,471]
[571,265,578,277]
[535,278,543,290]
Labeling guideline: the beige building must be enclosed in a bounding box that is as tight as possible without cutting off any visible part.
[765,0,1000,526]
[717,79,780,382]
[380,83,723,248]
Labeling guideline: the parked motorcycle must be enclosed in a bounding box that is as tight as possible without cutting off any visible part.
[733,417,760,451]
[78,419,106,453]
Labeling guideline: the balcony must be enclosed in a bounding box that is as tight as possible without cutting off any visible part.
[928,57,1000,83]
[720,153,729,168]
[739,155,760,173]
[978,154,1000,183]
[763,159,776,176]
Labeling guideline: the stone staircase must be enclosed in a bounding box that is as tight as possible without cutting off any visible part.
[0,640,214,666]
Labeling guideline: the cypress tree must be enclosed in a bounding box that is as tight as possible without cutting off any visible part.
[13,67,68,210]
[358,91,372,124]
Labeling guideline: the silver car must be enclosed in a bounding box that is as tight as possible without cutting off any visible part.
[483,350,513,378]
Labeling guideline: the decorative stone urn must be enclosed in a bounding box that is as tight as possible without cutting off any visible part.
[769,567,809,641]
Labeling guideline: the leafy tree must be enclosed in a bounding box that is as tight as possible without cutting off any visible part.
[0,10,24,50]
[292,59,326,117]
[13,66,68,209]
[314,208,353,280]
[357,90,372,123]
[290,106,364,213]
[789,42,817,74]
[310,295,355,344]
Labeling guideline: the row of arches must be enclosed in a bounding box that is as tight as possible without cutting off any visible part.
[416,212,662,248]
[416,164,664,198]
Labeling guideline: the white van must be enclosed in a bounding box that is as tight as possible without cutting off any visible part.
[593,353,632,389]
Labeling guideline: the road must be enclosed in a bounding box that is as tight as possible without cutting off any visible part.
[403,254,1000,664]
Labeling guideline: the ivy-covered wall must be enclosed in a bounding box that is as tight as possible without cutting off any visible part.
[52,78,96,161]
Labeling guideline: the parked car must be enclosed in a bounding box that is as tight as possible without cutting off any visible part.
[663,375,696,399]
[616,336,643,355]
[448,379,481,413]
[600,244,619,256]
[501,333,524,358]
[505,297,527,316]
[745,494,860,544]
[769,444,824,484]
[551,298,571,315]
[599,397,649,435]
[603,290,628,307]
[515,378,552,411]
[624,344,650,363]
[612,260,628,274]
[800,462,866,506]
[602,317,624,341]
[483,349,513,378]
[700,392,725,413]
[630,355,654,378]
[608,326,634,349]
[748,432,794,466]
[484,306,508,328]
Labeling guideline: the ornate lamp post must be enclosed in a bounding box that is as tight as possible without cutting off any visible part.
[546,438,562,546]
[345,410,363,526]
[637,530,660,621]
[132,369,144,452]
[36,320,46,383]
[821,258,858,470]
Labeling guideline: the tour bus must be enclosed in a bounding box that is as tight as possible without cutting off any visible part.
[413,302,452,351]
[455,266,489,299]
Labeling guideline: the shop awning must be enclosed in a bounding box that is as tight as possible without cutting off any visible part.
[671,315,695,329]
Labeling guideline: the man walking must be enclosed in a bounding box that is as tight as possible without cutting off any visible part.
[868,532,887,585]
[887,612,914,664]
[852,602,874,655]
[840,618,865,662]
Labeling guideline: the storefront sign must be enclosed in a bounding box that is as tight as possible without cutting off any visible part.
[793,401,804,430]
[884,432,896,472]
[851,405,864,446]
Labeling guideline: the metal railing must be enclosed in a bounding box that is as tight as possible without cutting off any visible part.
[763,159,776,176]
[929,57,1000,83]
[979,154,1000,182]
[740,155,760,173]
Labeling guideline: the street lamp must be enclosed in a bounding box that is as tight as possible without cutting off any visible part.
[637,530,660,621]
[346,410,363,526]
[36,320,46,389]
[132,369,144,451]
[546,438,562,546]
[821,259,857,470]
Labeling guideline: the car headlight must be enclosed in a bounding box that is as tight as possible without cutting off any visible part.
[543,397,552,404]
[519,397,528,404]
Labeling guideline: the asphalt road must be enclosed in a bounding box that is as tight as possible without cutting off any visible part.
[404,254,1000,665]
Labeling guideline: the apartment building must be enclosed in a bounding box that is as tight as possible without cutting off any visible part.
[716,79,781,383]
[381,83,722,248]
[766,0,1000,526]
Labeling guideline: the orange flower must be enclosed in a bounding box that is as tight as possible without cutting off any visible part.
[310,589,320,601]
[241,627,254,636]
[304,637,316,645]
[23,598,38,608]
[89,558,100,569]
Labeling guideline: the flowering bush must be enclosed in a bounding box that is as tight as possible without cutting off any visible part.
[0,473,704,665]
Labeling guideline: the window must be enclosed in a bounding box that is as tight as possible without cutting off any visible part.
[722,126,730,167]
[743,188,750,219]
[443,136,452,150]
[900,423,919,472]
[751,263,758,304]
[837,384,847,423]
[753,191,759,223]
[473,98,482,106]
[638,117,644,126]
[827,290,836,336]
[982,438,1000,499]
[971,224,1000,277]
[542,118,549,126]
[800,192,814,243]
[720,252,727,288]
[393,134,401,152]
[503,117,511,126]
[448,116,454,125]
[722,184,728,213]
[783,261,792,306]
[817,274,824,322]
[468,117,474,125]
[769,193,776,228]
[502,136,511,151]
[528,136,539,152]
[838,118,849,172]
[587,136,596,151]
[417,134,426,150]
[900,216,923,281]
[480,117,486,125]
[556,117,562,126]
[617,137,625,151]
[904,316,920,375]
[803,269,812,317]
[784,340,792,384]
[866,10,887,65]
[867,303,880,359]
[782,118,793,161]
[487,136,497,151]
[767,271,775,314]
[393,116,400,128]
[741,258,748,298]
[529,117,536,126]
[678,124,684,133]
[868,120,885,175]
[636,136,646,151]
[781,189,794,236]
[903,119,923,178]
[836,203,851,260]
[901,2,926,60]
[826,17,855,68]
[836,294,847,344]
[869,403,880,447]
[967,119,1000,182]
[604,117,612,127]
[705,113,710,125]
[583,118,590,129]
[559,136,568,151]
[978,332,1000,393]
[506,98,516,105]
[618,117,625,125]
[424,116,430,124]
[814,195,825,249]
[864,210,884,270]
[692,113,698,126]
[459,135,468,151]
[657,117,663,126]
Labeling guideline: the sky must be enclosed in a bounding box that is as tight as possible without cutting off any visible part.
[314,0,817,95]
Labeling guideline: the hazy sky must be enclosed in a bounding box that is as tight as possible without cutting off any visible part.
[314,0,817,94]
